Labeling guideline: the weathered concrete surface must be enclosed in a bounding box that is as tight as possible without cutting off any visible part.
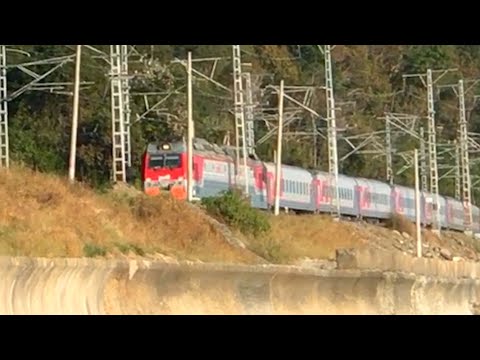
[336,248,480,279]
[0,254,479,315]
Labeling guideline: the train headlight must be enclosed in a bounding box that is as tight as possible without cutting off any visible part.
[161,144,171,150]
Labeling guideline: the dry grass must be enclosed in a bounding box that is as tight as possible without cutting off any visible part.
[1,165,478,265]
[0,165,259,264]
[386,213,416,237]
[265,213,369,262]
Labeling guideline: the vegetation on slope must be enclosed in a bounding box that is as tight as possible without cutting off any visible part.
[6,45,480,201]
[0,166,479,264]
[0,166,260,263]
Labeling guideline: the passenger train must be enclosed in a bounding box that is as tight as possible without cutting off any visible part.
[140,138,480,233]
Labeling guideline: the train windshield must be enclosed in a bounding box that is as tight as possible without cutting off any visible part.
[149,155,164,168]
[148,154,181,169]
[165,155,181,168]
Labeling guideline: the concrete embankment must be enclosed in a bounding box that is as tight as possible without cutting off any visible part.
[0,250,479,315]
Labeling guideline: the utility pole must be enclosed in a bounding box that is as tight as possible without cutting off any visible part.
[455,140,461,200]
[274,80,284,216]
[402,68,457,235]
[385,114,393,185]
[187,51,194,202]
[0,45,8,169]
[458,79,473,233]
[436,77,478,232]
[419,126,428,193]
[414,149,422,258]
[68,45,82,183]
[120,45,131,168]
[232,45,249,195]
[243,71,256,158]
[426,69,441,235]
[110,45,127,183]
[324,45,340,218]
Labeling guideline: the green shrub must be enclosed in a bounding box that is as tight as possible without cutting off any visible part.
[83,243,107,258]
[114,242,146,256]
[249,237,286,263]
[201,189,270,238]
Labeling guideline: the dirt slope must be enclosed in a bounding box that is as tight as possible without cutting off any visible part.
[267,213,480,266]
[0,166,260,264]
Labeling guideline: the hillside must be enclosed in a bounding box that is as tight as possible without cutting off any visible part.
[1,166,479,267]
[0,165,260,263]
[6,45,480,203]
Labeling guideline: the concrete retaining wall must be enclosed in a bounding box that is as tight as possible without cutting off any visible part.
[0,253,479,315]
[336,248,480,279]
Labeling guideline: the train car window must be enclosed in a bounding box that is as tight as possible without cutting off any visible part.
[149,155,164,168]
[165,155,181,168]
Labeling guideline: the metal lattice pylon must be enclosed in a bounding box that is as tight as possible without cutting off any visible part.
[385,114,393,184]
[243,72,256,158]
[120,45,131,168]
[458,79,473,230]
[426,69,441,232]
[232,45,249,194]
[110,45,127,183]
[419,126,428,193]
[455,140,461,200]
[0,45,8,169]
[324,45,340,217]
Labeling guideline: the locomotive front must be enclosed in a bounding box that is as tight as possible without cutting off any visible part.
[141,141,187,196]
